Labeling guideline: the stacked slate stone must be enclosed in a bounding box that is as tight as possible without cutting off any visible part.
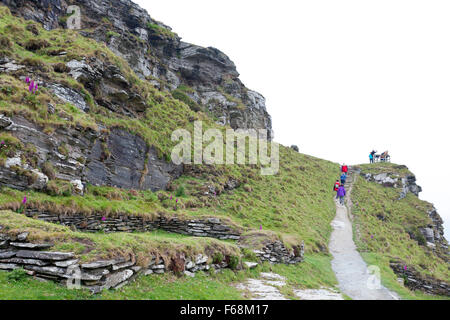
[252,241,304,264]
[0,228,240,292]
[0,229,141,293]
[390,261,450,296]
[23,210,241,240]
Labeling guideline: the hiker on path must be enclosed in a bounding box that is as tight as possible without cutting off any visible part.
[336,184,346,205]
[340,172,347,185]
[341,164,348,174]
[370,150,376,163]
[333,180,341,199]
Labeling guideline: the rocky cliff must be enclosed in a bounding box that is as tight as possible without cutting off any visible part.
[0,0,272,194]
[2,0,272,137]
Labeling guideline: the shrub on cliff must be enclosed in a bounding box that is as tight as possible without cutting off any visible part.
[41,161,56,180]
[171,89,201,112]
[25,38,50,51]
[46,180,73,197]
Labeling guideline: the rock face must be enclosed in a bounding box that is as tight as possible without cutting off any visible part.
[362,172,422,198]
[0,115,181,192]
[390,260,450,296]
[3,0,272,138]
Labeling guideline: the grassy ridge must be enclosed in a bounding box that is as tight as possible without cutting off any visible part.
[350,164,449,299]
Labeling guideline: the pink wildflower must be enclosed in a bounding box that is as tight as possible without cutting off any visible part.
[22,196,27,205]
[101,216,106,221]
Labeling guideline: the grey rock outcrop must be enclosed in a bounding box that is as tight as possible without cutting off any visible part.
[0,115,181,192]
[2,0,273,137]
[390,260,449,296]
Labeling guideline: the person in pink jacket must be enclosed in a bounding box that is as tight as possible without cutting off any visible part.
[336,185,346,205]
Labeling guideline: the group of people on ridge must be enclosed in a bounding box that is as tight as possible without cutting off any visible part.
[334,164,348,205]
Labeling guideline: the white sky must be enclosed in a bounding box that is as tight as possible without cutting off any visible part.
[135,0,450,238]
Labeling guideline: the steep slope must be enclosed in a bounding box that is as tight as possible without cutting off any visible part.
[0,3,342,298]
[350,163,449,298]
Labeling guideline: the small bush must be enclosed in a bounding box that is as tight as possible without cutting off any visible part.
[53,62,70,73]
[227,255,240,270]
[171,90,201,112]
[212,252,224,264]
[46,180,73,197]
[57,144,69,157]
[175,185,186,197]
[0,35,12,49]
[106,31,120,39]
[25,39,50,51]
[25,24,40,35]
[21,57,50,72]
[415,230,427,246]
[41,161,56,180]
[7,268,28,282]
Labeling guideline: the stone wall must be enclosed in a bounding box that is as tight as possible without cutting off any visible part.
[390,261,450,296]
[24,209,242,240]
[252,240,304,265]
[0,229,235,293]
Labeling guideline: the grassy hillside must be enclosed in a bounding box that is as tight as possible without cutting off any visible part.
[0,210,339,300]
[0,5,343,299]
[351,163,449,299]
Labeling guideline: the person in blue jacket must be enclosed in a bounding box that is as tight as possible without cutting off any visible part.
[340,172,347,185]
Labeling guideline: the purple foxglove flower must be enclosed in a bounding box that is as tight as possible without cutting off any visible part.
[22,196,27,205]
[25,77,30,84]
[101,216,106,221]
[176,198,178,203]
[404,265,407,271]
[260,225,262,230]
[34,83,38,93]
[170,196,173,200]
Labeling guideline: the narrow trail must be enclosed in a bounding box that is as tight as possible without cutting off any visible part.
[329,169,399,300]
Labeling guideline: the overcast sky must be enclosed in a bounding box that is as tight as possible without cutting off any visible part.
[136,0,450,238]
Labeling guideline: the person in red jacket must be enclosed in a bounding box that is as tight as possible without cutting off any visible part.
[333,180,341,192]
[333,180,341,199]
[341,164,348,174]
